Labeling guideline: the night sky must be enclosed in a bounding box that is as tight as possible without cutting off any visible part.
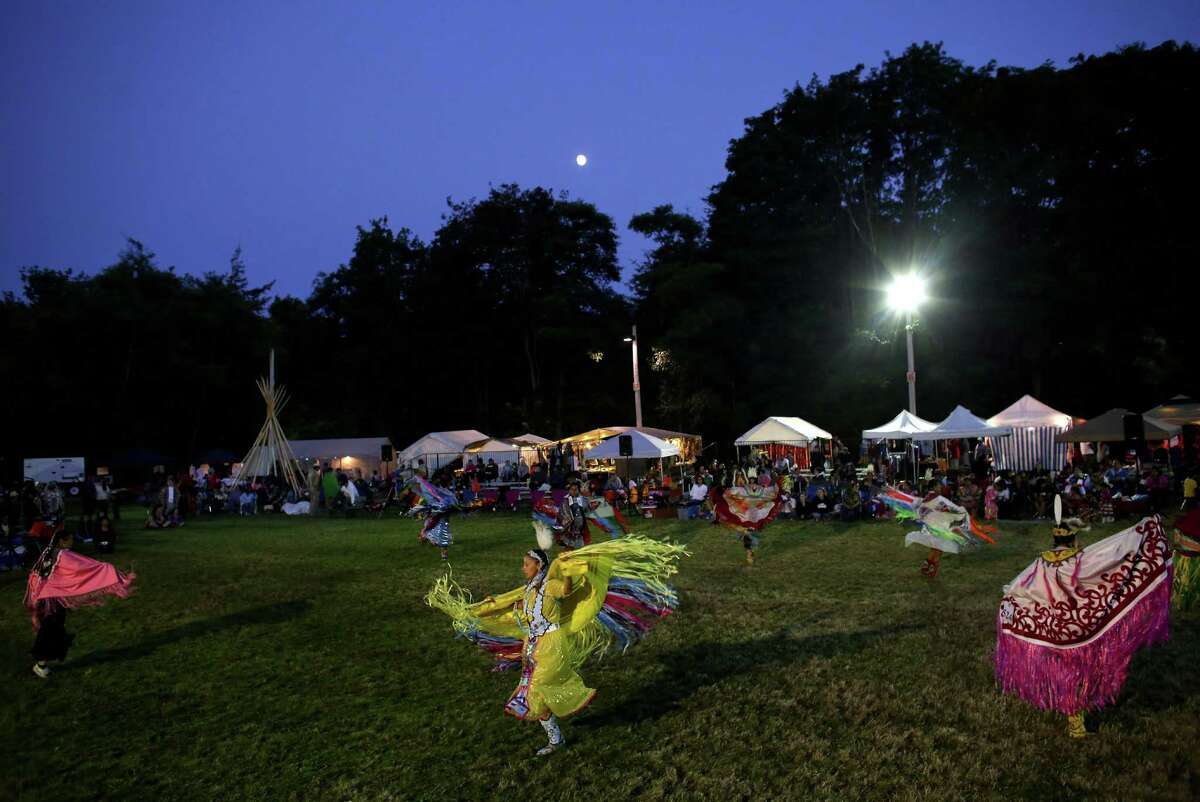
[3,1,1197,298]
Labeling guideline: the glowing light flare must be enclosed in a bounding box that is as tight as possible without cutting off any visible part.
[887,273,927,312]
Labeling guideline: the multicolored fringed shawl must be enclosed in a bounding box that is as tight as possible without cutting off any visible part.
[713,486,782,533]
[426,535,687,671]
[995,515,1171,715]
[879,487,996,554]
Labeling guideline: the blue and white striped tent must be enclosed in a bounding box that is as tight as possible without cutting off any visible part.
[986,395,1073,472]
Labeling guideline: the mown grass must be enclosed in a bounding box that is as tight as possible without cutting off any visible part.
[1,511,1196,802]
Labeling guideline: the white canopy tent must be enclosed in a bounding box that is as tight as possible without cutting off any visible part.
[464,435,553,470]
[397,430,487,472]
[986,395,1072,471]
[735,416,833,445]
[735,416,835,471]
[924,405,1013,440]
[584,430,680,460]
[861,410,937,440]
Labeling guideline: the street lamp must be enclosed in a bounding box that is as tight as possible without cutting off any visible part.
[887,273,926,415]
[624,326,643,428]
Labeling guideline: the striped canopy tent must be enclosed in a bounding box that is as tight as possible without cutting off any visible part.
[986,395,1073,472]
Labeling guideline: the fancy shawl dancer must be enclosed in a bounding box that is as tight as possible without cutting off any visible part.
[712,470,782,564]
[582,482,629,541]
[405,475,462,560]
[995,502,1172,738]
[878,486,997,578]
[24,529,136,678]
[425,517,687,755]
[1170,508,1200,611]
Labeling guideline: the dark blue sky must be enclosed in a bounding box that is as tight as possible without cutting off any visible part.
[3,1,1197,299]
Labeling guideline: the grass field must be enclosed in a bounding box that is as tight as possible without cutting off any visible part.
[2,511,1197,802]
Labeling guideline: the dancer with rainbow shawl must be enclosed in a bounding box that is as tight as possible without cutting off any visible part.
[405,475,461,560]
[712,471,781,564]
[582,482,629,540]
[878,486,996,578]
[1171,508,1200,610]
[24,529,137,678]
[425,517,686,755]
[995,506,1171,737]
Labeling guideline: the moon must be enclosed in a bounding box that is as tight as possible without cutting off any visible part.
[575,154,588,167]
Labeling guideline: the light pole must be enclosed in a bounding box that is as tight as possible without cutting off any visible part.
[888,274,927,484]
[624,326,643,428]
[887,274,927,415]
[904,309,916,415]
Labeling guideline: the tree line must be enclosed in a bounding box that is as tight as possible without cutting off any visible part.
[2,42,1196,475]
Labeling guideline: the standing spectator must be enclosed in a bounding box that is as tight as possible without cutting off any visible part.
[160,477,179,521]
[39,482,65,521]
[307,464,322,515]
[686,476,708,519]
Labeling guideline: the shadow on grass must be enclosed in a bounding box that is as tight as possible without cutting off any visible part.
[1099,616,1200,717]
[63,599,313,671]
[579,623,923,728]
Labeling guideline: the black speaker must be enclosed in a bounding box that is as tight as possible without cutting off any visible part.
[1123,413,1145,457]
[618,435,633,457]
[380,444,394,461]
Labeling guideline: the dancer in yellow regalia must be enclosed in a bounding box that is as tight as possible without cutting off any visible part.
[426,528,686,755]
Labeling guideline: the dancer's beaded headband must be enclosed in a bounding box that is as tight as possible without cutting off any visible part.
[526,549,548,568]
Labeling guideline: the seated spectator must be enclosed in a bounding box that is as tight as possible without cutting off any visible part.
[812,488,831,521]
[840,481,862,522]
[686,477,708,519]
[144,503,168,529]
[95,512,118,553]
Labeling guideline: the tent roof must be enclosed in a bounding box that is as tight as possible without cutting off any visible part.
[1055,409,1180,443]
[987,395,1073,429]
[925,406,1013,439]
[512,433,551,445]
[288,437,392,460]
[734,416,833,446]
[557,425,699,445]
[397,430,487,459]
[1143,395,1200,427]
[584,430,680,459]
[463,437,519,454]
[861,410,938,440]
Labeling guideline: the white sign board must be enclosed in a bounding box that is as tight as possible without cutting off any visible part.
[24,457,86,484]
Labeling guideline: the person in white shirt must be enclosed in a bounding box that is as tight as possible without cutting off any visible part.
[687,479,708,519]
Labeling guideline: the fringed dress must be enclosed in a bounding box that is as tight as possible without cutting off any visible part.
[995,515,1171,715]
[427,536,686,721]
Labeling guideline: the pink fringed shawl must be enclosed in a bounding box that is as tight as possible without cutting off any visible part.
[24,549,137,630]
[995,516,1171,714]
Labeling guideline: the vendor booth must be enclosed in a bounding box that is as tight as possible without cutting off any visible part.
[556,426,702,469]
[734,416,833,470]
[1055,409,1179,444]
[985,395,1073,472]
[861,410,938,481]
